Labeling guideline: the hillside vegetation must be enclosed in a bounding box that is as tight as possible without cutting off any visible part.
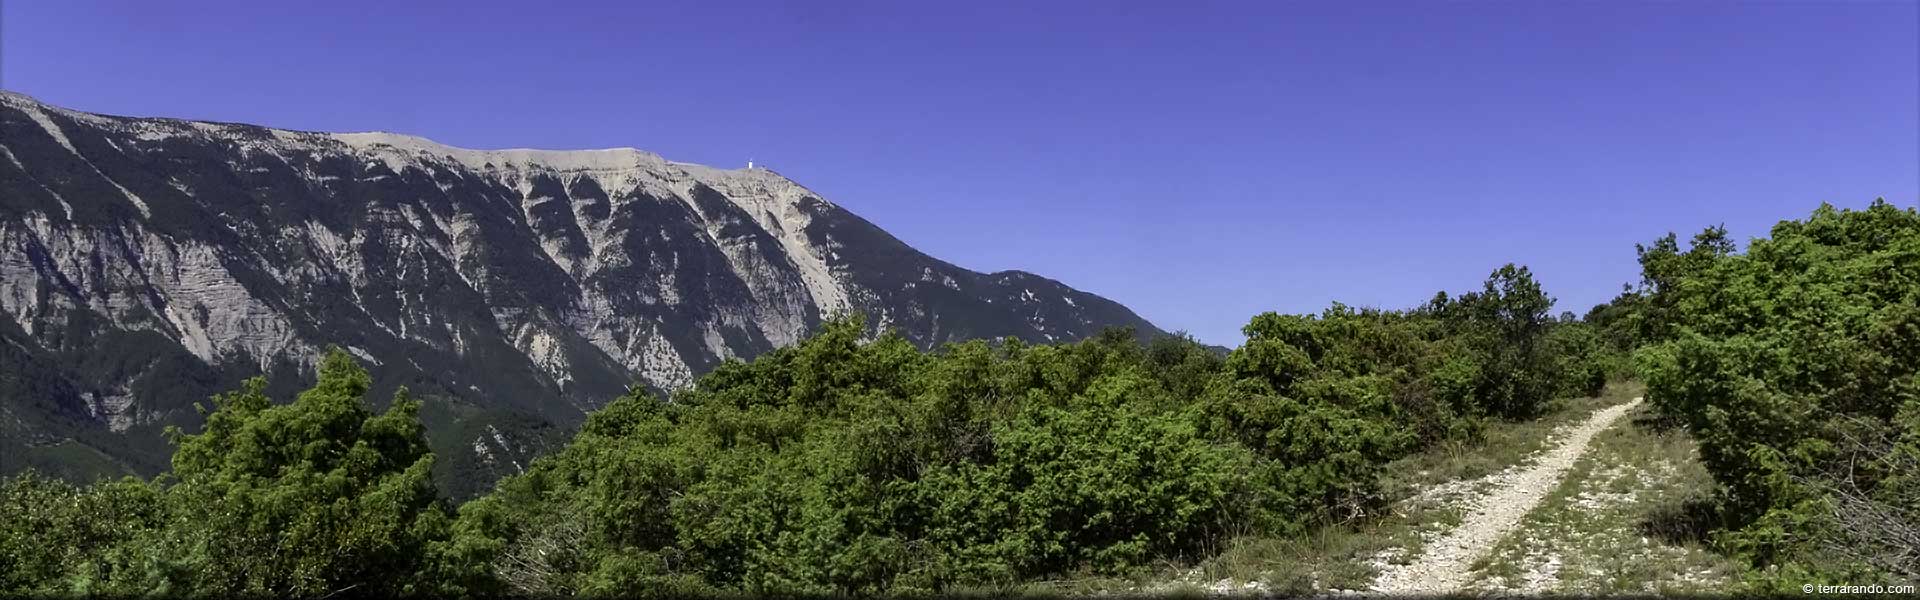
[1,260,1609,596]
[3,200,1913,597]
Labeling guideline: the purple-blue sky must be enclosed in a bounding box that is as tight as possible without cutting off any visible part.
[4,1,1916,345]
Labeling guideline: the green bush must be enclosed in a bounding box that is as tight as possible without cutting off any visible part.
[1427,264,1564,419]
[0,349,462,597]
[449,322,1264,595]
[0,474,164,594]
[1631,200,1920,583]
[1543,322,1613,398]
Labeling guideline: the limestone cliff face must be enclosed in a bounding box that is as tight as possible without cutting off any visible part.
[0,92,1164,495]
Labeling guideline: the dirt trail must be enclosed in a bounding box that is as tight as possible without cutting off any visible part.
[1368,397,1644,595]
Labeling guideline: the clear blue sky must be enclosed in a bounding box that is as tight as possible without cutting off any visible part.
[4,1,1916,345]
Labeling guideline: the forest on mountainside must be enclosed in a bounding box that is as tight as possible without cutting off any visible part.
[1,201,1913,597]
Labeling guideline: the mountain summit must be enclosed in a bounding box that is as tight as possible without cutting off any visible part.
[0,92,1165,495]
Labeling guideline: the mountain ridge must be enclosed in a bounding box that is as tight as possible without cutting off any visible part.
[0,91,1168,496]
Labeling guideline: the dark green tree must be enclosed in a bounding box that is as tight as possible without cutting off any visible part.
[1635,200,1920,586]
[0,348,460,596]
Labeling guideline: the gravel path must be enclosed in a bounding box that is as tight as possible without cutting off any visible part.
[1368,397,1644,595]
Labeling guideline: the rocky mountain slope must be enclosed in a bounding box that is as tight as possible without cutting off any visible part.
[0,91,1165,496]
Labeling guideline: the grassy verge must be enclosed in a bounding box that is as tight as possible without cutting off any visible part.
[1466,402,1743,594]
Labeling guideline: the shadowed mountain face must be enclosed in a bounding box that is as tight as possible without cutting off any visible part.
[0,92,1166,497]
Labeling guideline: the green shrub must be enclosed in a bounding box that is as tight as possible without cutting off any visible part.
[450,321,1268,595]
[0,474,164,594]
[0,349,462,597]
[1631,200,1920,582]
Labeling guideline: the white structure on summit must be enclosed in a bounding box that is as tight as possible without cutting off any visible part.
[747,159,755,169]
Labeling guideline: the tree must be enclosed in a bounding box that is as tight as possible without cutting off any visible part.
[0,349,461,596]
[155,349,456,596]
[1636,200,1920,585]
[1436,264,1559,418]
[0,474,163,594]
